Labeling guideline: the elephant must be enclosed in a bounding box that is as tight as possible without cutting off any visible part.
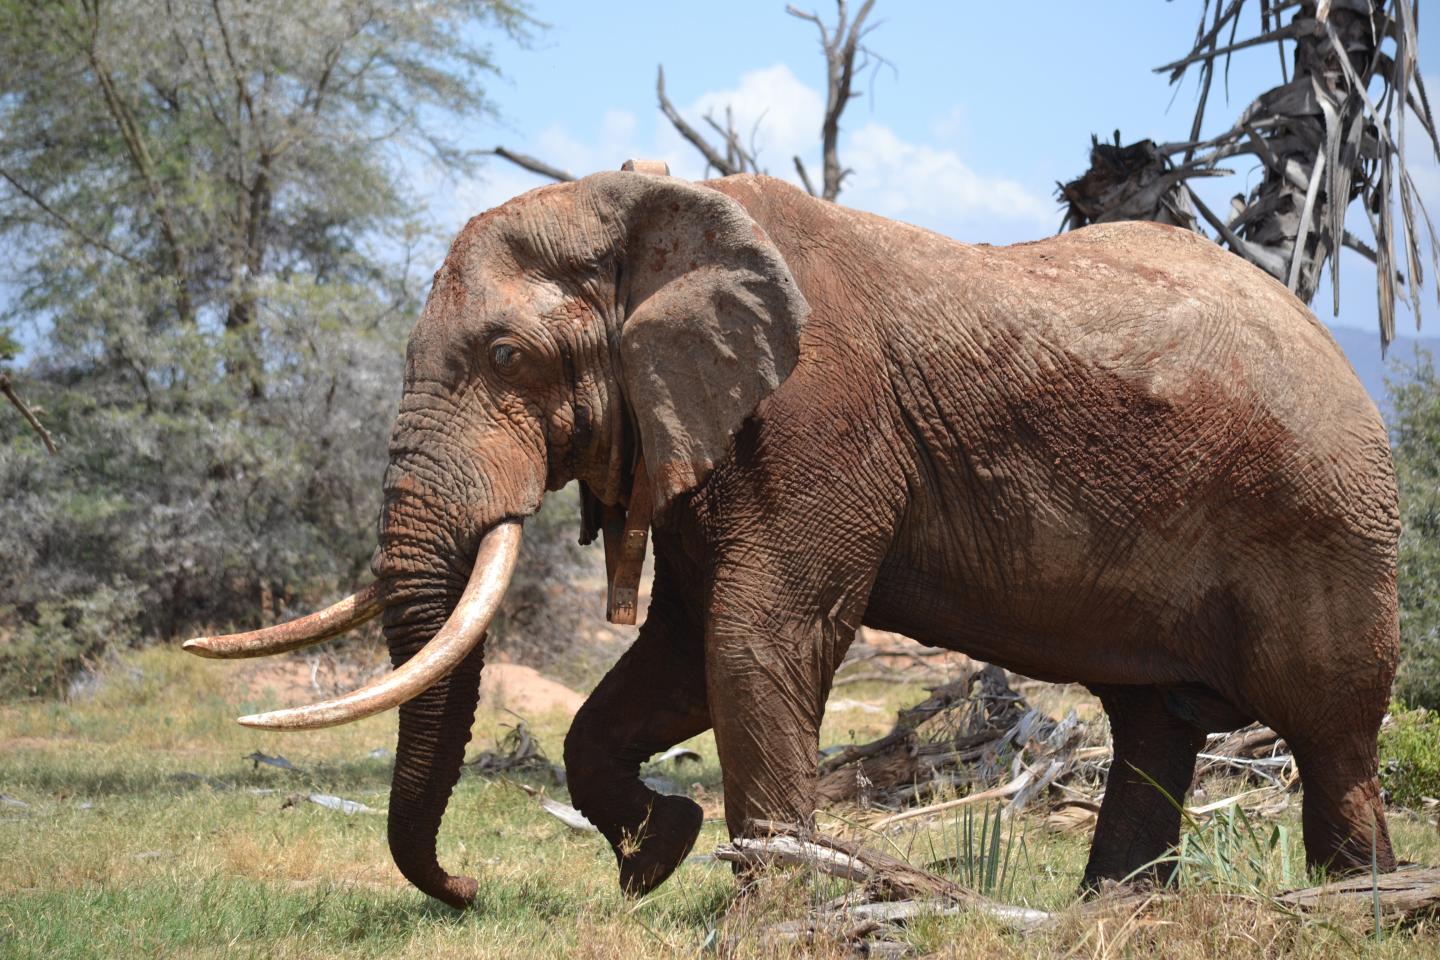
[185,163,1400,910]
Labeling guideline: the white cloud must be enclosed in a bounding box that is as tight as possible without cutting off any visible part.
[841,123,1054,238]
[669,65,1051,238]
[677,64,825,174]
[928,104,970,146]
[438,63,1052,245]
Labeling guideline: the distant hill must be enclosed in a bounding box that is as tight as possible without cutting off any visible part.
[1326,324,1440,417]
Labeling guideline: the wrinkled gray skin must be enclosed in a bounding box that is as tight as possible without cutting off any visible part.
[372,171,1399,908]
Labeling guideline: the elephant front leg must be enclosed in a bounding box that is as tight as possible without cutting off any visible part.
[563,559,711,896]
[704,572,861,843]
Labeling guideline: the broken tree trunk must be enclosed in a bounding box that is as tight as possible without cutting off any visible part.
[1277,865,1440,923]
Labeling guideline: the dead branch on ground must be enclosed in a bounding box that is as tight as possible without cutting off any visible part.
[714,821,1440,954]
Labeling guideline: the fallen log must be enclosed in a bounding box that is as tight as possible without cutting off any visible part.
[714,820,1051,932]
[1277,865,1440,923]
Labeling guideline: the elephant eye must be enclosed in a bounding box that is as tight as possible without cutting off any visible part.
[490,340,522,374]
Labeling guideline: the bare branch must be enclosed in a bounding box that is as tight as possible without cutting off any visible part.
[0,168,146,268]
[0,372,58,455]
[793,155,818,196]
[1183,0,1227,163]
[702,107,761,174]
[1154,22,1302,76]
[656,65,739,177]
[484,5,886,203]
[790,0,880,201]
[488,147,575,182]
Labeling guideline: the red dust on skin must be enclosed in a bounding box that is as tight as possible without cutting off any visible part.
[295,170,1402,911]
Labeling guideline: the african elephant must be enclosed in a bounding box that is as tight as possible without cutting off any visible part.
[186,164,1400,909]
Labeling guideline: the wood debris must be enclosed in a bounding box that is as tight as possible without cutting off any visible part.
[818,663,1094,815]
[818,658,1314,830]
[244,751,300,772]
[464,719,564,783]
[517,784,598,833]
[280,793,381,816]
[714,822,1440,955]
[1278,865,1440,922]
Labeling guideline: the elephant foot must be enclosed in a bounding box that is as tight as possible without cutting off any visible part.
[616,794,704,897]
[1078,870,1166,900]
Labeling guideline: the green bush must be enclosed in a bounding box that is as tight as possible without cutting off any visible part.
[1388,351,1440,710]
[0,585,139,699]
[1378,706,1440,808]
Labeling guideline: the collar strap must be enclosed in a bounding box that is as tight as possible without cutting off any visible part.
[602,455,652,624]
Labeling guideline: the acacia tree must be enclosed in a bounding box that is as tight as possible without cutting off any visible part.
[1388,353,1440,708]
[0,0,529,693]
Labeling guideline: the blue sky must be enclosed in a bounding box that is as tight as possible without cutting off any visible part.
[429,0,1438,349]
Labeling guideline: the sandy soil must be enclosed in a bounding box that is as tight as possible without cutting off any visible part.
[477,663,585,716]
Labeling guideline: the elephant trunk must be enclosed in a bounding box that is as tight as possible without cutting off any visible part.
[376,516,522,908]
[388,640,486,908]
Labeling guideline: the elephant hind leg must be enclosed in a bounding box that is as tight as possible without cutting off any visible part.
[1288,740,1394,876]
[1083,684,1207,890]
[1241,597,1398,877]
[1271,682,1395,876]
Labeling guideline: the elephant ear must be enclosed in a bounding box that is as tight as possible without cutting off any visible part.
[609,175,810,521]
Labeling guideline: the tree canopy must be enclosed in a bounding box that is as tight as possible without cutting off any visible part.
[0,0,529,693]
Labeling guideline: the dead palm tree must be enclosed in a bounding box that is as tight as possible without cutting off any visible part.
[1060,1,1438,351]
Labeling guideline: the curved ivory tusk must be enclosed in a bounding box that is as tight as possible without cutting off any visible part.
[236,521,522,731]
[183,582,385,660]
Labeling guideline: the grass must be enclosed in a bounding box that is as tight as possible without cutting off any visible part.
[1,647,1438,958]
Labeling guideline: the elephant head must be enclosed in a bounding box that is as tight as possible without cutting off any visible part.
[183,167,809,907]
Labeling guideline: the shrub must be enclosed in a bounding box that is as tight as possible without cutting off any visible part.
[0,584,140,699]
[1378,706,1440,808]
[1388,350,1440,710]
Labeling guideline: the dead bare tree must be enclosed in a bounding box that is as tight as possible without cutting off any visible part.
[1060,1,1439,351]
[655,65,762,177]
[490,1,882,204]
[786,0,880,200]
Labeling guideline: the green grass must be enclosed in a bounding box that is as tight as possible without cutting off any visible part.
[2,648,1438,959]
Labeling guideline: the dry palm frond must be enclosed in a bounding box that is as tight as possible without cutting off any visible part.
[464,719,564,782]
[1061,1,1440,352]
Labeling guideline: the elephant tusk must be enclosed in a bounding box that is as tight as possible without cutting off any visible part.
[183,582,385,659]
[235,521,522,731]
